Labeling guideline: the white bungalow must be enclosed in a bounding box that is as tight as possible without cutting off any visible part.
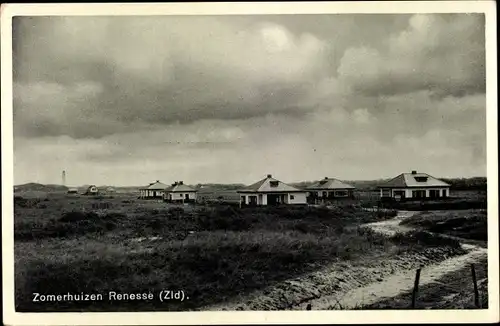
[306,177,356,204]
[84,185,99,195]
[139,180,169,199]
[163,181,197,203]
[379,170,451,200]
[237,174,308,206]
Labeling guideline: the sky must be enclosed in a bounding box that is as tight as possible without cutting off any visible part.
[12,13,487,186]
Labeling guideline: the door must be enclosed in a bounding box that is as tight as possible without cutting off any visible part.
[185,194,190,201]
[267,194,279,206]
[249,196,257,206]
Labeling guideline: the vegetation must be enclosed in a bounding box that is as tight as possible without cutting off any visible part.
[13,191,485,312]
[400,210,487,241]
[390,230,462,248]
[441,177,487,191]
[379,197,487,211]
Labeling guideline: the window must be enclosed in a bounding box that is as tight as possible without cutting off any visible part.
[290,195,295,200]
[393,190,405,198]
[412,190,426,198]
[319,180,328,185]
[270,181,279,187]
[429,190,440,198]
[335,191,348,197]
[414,176,428,182]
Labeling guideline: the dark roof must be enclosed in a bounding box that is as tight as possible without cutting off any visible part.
[307,177,355,190]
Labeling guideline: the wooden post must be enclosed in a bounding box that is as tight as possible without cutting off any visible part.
[411,268,422,309]
[471,264,480,308]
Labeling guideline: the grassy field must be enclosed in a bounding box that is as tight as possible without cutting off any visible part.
[13,191,485,312]
[400,210,487,241]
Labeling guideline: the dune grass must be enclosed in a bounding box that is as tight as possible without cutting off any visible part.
[14,196,464,312]
[400,210,487,241]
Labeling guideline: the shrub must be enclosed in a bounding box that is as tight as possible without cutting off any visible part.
[196,206,252,231]
[168,207,185,215]
[14,196,41,208]
[60,211,99,223]
[390,230,461,248]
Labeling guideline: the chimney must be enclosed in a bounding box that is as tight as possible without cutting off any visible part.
[156,180,160,182]
[267,174,272,178]
[411,170,417,174]
[324,177,328,180]
[179,181,184,185]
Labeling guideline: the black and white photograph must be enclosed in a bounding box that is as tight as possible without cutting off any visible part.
[1,1,498,325]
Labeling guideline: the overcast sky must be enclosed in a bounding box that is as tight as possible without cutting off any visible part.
[12,14,486,186]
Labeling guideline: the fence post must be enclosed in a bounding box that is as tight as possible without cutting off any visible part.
[471,264,480,308]
[411,268,422,309]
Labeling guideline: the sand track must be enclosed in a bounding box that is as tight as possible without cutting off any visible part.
[204,210,487,311]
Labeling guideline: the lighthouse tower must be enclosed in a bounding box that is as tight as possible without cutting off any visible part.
[62,170,66,187]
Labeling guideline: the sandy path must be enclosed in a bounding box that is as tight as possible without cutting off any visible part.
[293,211,487,310]
[361,210,416,236]
[294,246,486,310]
[203,210,486,311]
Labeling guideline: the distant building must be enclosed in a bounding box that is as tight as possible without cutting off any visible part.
[378,171,451,200]
[306,177,355,204]
[139,180,168,199]
[163,181,197,203]
[67,188,78,194]
[84,185,99,195]
[237,174,307,206]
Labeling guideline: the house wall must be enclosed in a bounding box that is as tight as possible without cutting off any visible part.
[312,190,352,198]
[140,189,164,198]
[239,193,306,205]
[288,192,307,204]
[406,188,449,198]
[240,194,264,205]
[381,188,450,198]
[168,192,197,201]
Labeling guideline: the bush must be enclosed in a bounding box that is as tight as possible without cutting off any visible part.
[382,199,487,211]
[196,206,252,231]
[401,210,487,241]
[14,196,41,208]
[168,207,185,215]
[390,230,461,248]
[60,211,99,222]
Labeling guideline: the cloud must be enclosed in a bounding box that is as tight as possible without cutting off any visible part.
[13,16,332,139]
[11,14,487,184]
[337,14,485,97]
